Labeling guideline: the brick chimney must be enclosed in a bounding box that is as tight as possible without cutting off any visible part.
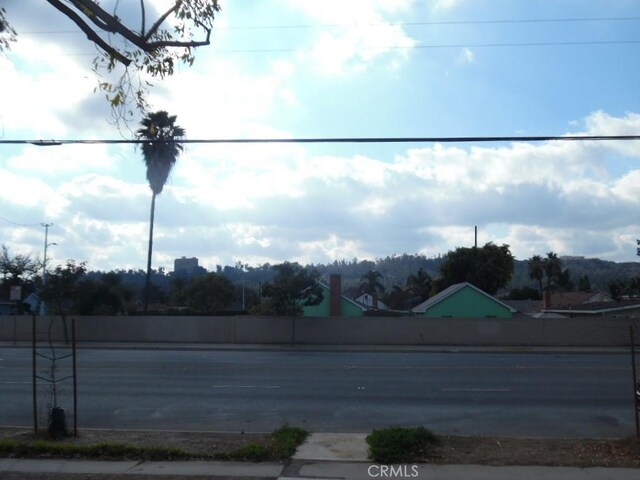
[542,290,551,310]
[329,274,342,316]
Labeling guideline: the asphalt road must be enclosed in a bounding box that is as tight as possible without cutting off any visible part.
[0,346,636,437]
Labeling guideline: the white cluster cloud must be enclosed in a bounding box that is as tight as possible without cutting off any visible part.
[287,0,416,75]
[3,109,640,270]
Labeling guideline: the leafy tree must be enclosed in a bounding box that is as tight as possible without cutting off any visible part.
[41,260,87,315]
[169,276,188,307]
[74,273,134,315]
[506,286,541,301]
[0,245,41,284]
[383,285,412,311]
[627,276,640,297]
[438,242,514,296]
[578,274,592,292]
[556,268,574,292]
[0,245,41,311]
[0,7,16,52]
[360,270,385,296]
[527,255,545,295]
[137,110,185,313]
[185,273,235,314]
[1,1,221,122]
[608,279,626,301]
[258,262,323,316]
[607,276,640,301]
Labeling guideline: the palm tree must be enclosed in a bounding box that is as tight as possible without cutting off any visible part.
[543,251,562,291]
[136,111,185,313]
[360,270,384,296]
[406,267,432,303]
[527,255,545,295]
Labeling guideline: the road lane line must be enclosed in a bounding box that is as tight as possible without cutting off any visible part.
[0,382,48,385]
[210,385,281,389]
[441,388,511,392]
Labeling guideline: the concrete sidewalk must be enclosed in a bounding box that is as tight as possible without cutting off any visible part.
[2,458,639,480]
[0,458,283,477]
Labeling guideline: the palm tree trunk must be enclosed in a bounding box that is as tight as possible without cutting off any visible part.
[144,193,156,314]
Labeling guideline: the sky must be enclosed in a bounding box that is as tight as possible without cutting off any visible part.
[1,0,640,273]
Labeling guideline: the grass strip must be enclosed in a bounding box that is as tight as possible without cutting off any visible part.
[0,425,309,463]
[0,438,194,461]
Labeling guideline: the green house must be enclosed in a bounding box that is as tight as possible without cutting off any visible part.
[303,274,367,317]
[411,282,515,318]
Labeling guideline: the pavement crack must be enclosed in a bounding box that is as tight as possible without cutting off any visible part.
[123,459,145,473]
[280,460,305,477]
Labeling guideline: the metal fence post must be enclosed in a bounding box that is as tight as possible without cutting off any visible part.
[630,326,639,438]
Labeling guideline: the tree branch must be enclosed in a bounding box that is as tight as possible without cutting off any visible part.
[144,2,180,43]
[70,0,148,50]
[70,1,210,54]
[147,38,210,50]
[46,0,131,66]
[140,0,146,36]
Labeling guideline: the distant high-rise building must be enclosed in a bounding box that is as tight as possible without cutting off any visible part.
[174,256,199,274]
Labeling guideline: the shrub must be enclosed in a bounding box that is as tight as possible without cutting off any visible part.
[366,426,438,464]
[231,444,271,462]
[270,425,309,459]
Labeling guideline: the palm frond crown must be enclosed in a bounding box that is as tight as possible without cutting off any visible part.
[136,110,185,195]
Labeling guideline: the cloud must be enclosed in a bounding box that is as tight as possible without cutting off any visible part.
[431,0,465,11]
[287,0,416,75]
[122,110,635,266]
[457,48,475,65]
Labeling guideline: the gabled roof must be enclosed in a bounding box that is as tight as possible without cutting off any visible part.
[411,282,517,314]
[549,291,613,308]
[543,299,640,315]
[353,293,390,310]
[502,299,542,314]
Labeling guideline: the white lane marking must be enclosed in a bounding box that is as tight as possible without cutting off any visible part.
[211,385,281,389]
[0,382,48,385]
[441,388,511,392]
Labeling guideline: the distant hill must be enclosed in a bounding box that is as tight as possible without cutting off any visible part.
[86,254,640,298]
[311,254,640,296]
[511,256,640,292]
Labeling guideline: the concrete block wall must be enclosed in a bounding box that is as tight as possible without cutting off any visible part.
[1,315,639,346]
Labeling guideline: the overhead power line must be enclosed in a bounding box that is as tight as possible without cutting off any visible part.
[0,215,42,227]
[9,39,639,58]
[208,40,640,55]
[20,16,640,33]
[2,135,639,146]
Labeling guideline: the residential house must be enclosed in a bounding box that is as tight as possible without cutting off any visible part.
[411,282,516,318]
[546,291,614,309]
[353,293,389,311]
[303,274,367,317]
[532,290,639,317]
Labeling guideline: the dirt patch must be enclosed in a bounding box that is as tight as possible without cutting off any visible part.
[432,435,640,468]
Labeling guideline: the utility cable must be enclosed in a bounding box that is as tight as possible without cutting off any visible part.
[0,135,639,146]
